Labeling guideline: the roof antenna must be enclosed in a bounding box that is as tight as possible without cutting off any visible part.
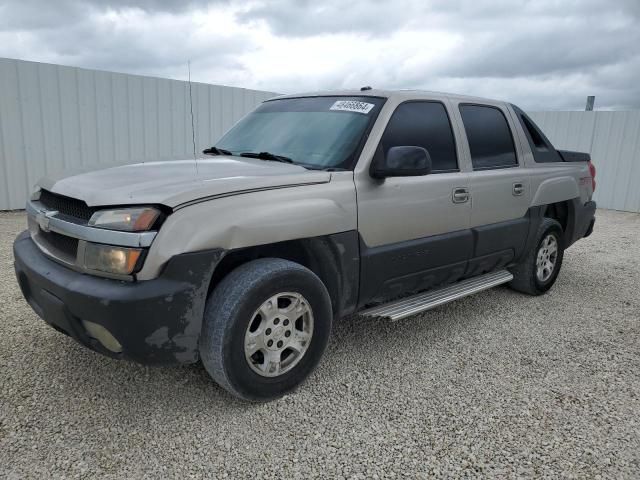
[188,60,199,174]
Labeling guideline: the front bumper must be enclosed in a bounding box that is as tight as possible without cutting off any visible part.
[14,231,223,365]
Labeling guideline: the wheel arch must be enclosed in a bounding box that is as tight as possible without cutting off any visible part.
[206,232,360,318]
[542,199,579,247]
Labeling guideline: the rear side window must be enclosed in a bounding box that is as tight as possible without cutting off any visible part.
[512,104,562,163]
[380,101,458,172]
[459,104,518,169]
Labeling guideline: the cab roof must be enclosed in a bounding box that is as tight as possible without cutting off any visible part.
[269,88,506,106]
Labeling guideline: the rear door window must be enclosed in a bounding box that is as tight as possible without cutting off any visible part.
[459,105,518,170]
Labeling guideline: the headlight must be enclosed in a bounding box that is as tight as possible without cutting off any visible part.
[84,243,143,275]
[89,207,160,232]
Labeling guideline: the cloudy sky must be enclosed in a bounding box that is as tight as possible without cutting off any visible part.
[1,0,638,110]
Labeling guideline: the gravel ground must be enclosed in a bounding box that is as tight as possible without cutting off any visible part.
[1,209,639,478]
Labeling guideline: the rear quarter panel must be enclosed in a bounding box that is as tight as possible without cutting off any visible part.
[528,163,592,206]
[505,104,594,206]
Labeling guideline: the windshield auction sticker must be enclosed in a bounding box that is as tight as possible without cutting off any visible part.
[329,100,375,114]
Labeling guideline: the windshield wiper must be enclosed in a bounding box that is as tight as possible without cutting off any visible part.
[302,165,347,171]
[202,146,233,156]
[239,151,294,164]
[203,148,296,166]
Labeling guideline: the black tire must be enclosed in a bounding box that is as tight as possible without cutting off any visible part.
[509,218,564,295]
[200,258,332,402]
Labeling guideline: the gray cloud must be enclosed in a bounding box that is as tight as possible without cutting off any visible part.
[0,0,250,79]
[238,0,640,38]
[33,15,250,73]
[0,0,638,110]
[0,0,221,30]
[237,0,418,37]
[241,0,640,109]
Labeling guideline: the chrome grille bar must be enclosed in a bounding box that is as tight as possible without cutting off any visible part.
[27,200,156,248]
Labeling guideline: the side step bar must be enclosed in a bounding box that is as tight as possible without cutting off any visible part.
[359,270,513,321]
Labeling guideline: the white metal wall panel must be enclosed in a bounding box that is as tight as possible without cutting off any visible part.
[3,56,639,213]
[529,110,640,212]
[0,58,277,210]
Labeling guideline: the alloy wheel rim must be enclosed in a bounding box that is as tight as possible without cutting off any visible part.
[536,234,558,282]
[244,292,314,377]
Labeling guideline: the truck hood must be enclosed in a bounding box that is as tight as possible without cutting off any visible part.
[38,157,332,208]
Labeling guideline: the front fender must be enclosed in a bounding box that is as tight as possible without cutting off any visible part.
[137,173,357,280]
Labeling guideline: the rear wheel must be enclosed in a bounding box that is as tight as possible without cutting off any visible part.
[200,258,332,401]
[509,218,564,295]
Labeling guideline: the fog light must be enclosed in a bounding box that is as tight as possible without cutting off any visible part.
[82,320,123,353]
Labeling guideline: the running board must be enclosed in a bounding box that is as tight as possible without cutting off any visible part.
[359,270,513,321]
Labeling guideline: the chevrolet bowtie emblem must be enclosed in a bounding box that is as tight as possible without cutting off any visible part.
[36,210,58,232]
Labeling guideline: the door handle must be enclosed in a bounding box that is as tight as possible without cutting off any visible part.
[452,187,470,203]
[513,183,525,196]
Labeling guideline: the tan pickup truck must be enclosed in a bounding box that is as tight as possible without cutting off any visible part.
[14,89,596,401]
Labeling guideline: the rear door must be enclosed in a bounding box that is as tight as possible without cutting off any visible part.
[354,99,473,305]
[452,102,531,276]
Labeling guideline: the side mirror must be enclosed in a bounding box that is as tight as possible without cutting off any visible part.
[370,146,432,179]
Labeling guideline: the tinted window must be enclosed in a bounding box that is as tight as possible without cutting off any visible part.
[380,102,458,172]
[512,104,562,163]
[216,96,385,169]
[459,105,517,169]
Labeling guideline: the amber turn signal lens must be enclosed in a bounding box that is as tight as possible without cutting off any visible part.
[125,249,142,274]
[133,209,160,231]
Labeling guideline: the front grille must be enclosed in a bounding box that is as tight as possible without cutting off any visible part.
[39,190,96,222]
[37,229,79,259]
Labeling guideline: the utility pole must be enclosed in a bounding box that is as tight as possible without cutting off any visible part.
[585,96,595,111]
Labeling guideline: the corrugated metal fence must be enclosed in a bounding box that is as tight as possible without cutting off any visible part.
[2,58,639,212]
[0,58,276,210]
[529,111,640,212]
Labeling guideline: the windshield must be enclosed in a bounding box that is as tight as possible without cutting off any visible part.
[215,96,385,169]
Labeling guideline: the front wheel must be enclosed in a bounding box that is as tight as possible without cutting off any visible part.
[509,218,564,295]
[200,258,332,401]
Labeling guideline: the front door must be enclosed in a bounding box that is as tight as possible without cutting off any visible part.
[355,100,473,305]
